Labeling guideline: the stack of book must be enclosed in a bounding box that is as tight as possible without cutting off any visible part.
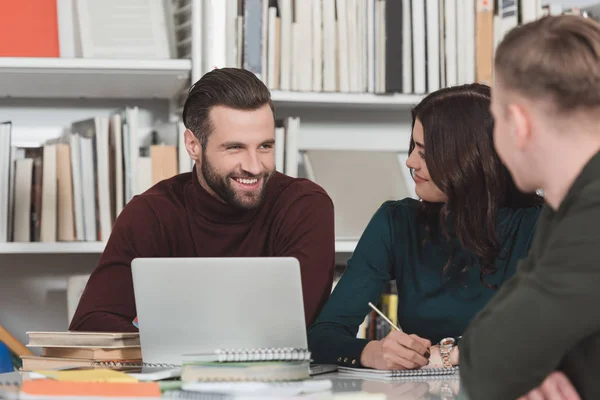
[178,350,332,397]
[180,348,311,384]
[21,331,141,371]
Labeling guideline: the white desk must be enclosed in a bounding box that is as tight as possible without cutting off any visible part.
[0,370,465,399]
[311,372,463,399]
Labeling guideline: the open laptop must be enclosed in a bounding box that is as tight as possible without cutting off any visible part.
[130,257,335,376]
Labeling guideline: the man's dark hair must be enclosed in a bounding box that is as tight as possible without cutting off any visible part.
[182,68,275,149]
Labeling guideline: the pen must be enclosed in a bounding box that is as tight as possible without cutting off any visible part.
[368,302,403,333]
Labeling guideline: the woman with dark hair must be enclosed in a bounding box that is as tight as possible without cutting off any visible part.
[307,83,543,371]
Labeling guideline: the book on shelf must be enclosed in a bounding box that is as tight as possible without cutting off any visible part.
[273,116,300,177]
[0,122,11,243]
[1,112,190,244]
[73,0,174,59]
[356,281,398,340]
[1,0,189,61]
[0,0,59,57]
[197,0,597,95]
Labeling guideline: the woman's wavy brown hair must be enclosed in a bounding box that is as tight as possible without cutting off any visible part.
[409,83,543,288]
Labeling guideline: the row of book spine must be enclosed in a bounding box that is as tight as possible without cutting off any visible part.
[0,114,302,243]
[200,0,594,96]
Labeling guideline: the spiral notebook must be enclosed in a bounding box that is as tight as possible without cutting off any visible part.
[182,348,312,363]
[338,366,459,379]
[90,348,312,381]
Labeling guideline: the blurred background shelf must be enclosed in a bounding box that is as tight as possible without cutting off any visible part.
[0,242,105,254]
[270,90,424,110]
[0,240,358,255]
[0,58,192,99]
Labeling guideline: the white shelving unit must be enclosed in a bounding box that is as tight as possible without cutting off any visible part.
[334,240,359,254]
[0,58,192,99]
[270,90,424,109]
[0,240,358,255]
[0,242,105,254]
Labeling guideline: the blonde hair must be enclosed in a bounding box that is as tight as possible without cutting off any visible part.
[495,15,600,112]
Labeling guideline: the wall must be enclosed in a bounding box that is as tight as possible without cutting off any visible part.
[0,254,100,351]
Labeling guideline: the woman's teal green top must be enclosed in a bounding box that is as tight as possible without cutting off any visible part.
[307,198,541,366]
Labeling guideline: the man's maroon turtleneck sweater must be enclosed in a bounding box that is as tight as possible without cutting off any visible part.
[69,168,335,332]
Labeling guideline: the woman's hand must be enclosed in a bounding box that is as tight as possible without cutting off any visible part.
[423,345,443,368]
[360,330,431,370]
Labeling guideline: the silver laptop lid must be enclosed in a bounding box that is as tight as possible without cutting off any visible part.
[131,257,308,365]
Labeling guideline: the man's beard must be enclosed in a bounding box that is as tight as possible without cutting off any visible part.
[201,152,271,210]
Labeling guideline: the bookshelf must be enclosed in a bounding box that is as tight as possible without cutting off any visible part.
[0,58,192,99]
[0,240,358,255]
[0,242,105,254]
[270,91,424,109]
[2,0,589,350]
[0,0,199,349]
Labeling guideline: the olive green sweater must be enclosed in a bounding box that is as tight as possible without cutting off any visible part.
[460,151,600,400]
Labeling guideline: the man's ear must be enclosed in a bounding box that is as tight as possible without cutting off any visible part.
[184,129,201,162]
[508,103,532,151]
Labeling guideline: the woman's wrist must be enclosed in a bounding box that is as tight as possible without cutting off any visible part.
[450,345,459,366]
[360,340,377,368]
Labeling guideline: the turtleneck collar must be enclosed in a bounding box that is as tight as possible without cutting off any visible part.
[184,165,262,224]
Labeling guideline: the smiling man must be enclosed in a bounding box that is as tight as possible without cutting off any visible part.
[70,68,335,332]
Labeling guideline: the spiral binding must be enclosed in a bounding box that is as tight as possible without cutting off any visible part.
[388,366,459,377]
[91,360,179,368]
[392,370,460,382]
[212,347,311,362]
[162,391,231,400]
[338,366,459,378]
[91,348,311,368]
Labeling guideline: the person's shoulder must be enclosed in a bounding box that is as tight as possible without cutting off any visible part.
[377,198,420,219]
[267,172,332,205]
[573,179,600,209]
[496,204,543,248]
[361,198,420,232]
[132,172,192,212]
[552,180,600,238]
[500,204,543,227]
[386,197,420,211]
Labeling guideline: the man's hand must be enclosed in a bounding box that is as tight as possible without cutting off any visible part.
[360,331,431,370]
[517,371,581,400]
